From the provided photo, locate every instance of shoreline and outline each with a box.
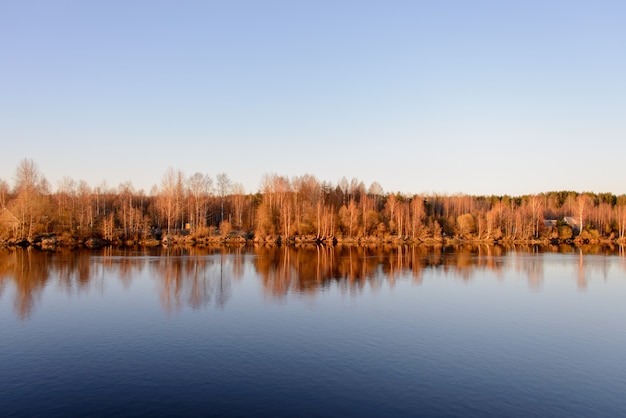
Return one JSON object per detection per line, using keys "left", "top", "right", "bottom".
{"left": 1, "top": 232, "right": 623, "bottom": 251}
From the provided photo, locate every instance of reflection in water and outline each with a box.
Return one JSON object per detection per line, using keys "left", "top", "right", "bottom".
{"left": 0, "top": 248, "right": 51, "bottom": 320}
{"left": 256, "top": 244, "right": 520, "bottom": 297}
{"left": 1, "top": 244, "right": 625, "bottom": 320}
{"left": 152, "top": 247, "right": 242, "bottom": 314}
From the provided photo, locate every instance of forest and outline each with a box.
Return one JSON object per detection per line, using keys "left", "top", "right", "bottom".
{"left": 1, "top": 159, "right": 625, "bottom": 248}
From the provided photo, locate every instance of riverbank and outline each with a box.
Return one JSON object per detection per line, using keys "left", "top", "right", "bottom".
{"left": 1, "top": 231, "right": 623, "bottom": 251}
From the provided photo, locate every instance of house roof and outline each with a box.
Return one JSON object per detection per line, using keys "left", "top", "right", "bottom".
{"left": 563, "top": 216, "right": 579, "bottom": 227}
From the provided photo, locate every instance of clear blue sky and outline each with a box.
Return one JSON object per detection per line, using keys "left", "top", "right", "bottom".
{"left": 2, "top": 0, "right": 625, "bottom": 196}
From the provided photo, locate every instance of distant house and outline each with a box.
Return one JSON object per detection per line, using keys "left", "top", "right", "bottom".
{"left": 544, "top": 217, "right": 580, "bottom": 230}
{"left": 563, "top": 216, "right": 580, "bottom": 229}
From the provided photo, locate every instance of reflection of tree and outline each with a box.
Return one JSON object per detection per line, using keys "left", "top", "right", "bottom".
{"left": 0, "top": 247, "right": 240, "bottom": 320}
{"left": 153, "top": 247, "right": 234, "bottom": 314}
{"left": 0, "top": 248, "right": 51, "bottom": 320}
{"left": 256, "top": 245, "right": 445, "bottom": 297}
{"left": 157, "top": 251, "right": 187, "bottom": 314}
{"left": 256, "top": 244, "right": 602, "bottom": 297}
{"left": 577, "top": 247, "right": 587, "bottom": 290}
{"left": 188, "top": 254, "right": 212, "bottom": 310}
{"left": 524, "top": 246, "right": 544, "bottom": 291}
{"left": 3, "top": 244, "right": 625, "bottom": 321}
{"left": 55, "top": 249, "right": 96, "bottom": 294}
{"left": 215, "top": 250, "right": 233, "bottom": 310}
{"left": 571, "top": 245, "right": 611, "bottom": 290}
{"left": 571, "top": 246, "right": 612, "bottom": 290}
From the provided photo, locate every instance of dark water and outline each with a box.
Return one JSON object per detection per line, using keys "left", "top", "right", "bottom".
{"left": 1, "top": 245, "right": 626, "bottom": 417}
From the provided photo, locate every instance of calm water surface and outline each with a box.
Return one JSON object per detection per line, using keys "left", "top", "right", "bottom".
{"left": 1, "top": 245, "right": 626, "bottom": 417}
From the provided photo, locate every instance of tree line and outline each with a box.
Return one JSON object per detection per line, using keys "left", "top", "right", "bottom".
{"left": 1, "top": 159, "right": 625, "bottom": 246}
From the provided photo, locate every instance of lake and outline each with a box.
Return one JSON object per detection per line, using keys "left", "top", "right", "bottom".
{"left": 1, "top": 244, "right": 626, "bottom": 417}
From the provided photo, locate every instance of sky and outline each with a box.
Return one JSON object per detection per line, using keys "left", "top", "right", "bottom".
{"left": 2, "top": 0, "right": 625, "bottom": 196}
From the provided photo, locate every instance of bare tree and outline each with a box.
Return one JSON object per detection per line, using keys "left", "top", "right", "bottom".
{"left": 617, "top": 196, "right": 626, "bottom": 239}
{"left": 158, "top": 167, "right": 183, "bottom": 235}
{"left": 368, "top": 181, "right": 384, "bottom": 210}
{"left": 57, "top": 176, "right": 77, "bottom": 231}
{"left": 12, "top": 159, "right": 50, "bottom": 239}
{"left": 575, "top": 194, "right": 593, "bottom": 236}
{"left": 338, "top": 199, "right": 358, "bottom": 237}
{"left": 385, "top": 193, "right": 399, "bottom": 235}
{"left": 0, "top": 179, "right": 9, "bottom": 208}
{"left": 230, "top": 182, "right": 247, "bottom": 230}
{"left": 118, "top": 182, "right": 135, "bottom": 238}
{"left": 187, "top": 172, "right": 213, "bottom": 232}
{"left": 77, "top": 180, "right": 93, "bottom": 232}
{"left": 410, "top": 196, "right": 425, "bottom": 239}
{"left": 527, "top": 195, "right": 544, "bottom": 239}
{"left": 216, "top": 173, "right": 232, "bottom": 224}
